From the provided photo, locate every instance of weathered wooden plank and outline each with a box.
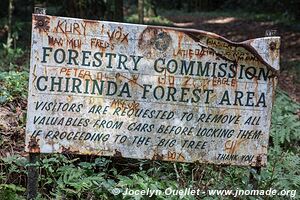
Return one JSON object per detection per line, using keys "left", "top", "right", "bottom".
{"left": 25, "top": 14, "right": 280, "bottom": 166}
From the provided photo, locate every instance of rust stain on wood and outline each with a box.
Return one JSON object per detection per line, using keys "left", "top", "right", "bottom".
{"left": 25, "top": 14, "right": 280, "bottom": 167}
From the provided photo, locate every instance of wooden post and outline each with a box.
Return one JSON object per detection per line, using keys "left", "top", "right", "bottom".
{"left": 27, "top": 8, "right": 46, "bottom": 199}
{"left": 138, "top": 0, "right": 144, "bottom": 24}
{"left": 249, "top": 166, "right": 261, "bottom": 189}
{"left": 27, "top": 153, "right": 39, "bottom": 200}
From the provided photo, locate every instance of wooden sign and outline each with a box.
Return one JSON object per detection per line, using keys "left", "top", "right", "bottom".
{"left": 25, "top": 14, "right": 280, "bottom": 166}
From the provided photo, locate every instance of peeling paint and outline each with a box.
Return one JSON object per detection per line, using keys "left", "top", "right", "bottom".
{"left": 25, "top": 14, "right": 280, "bottom": 166}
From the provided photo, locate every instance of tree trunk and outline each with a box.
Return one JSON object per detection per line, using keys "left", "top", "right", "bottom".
{"left": 114, "top": 0, "right": 124, "bottom": 22}
{"left": 6, "top": 0, "right": 13, "bottom": 48}
{"left": 138, "top": 0, "right": 144, "bottom": 24}
{"left": 105, "top": 0, "right": 113, "bottom": 20}
{"left": 147, "top": 0, "right": 157, "bottom": 17}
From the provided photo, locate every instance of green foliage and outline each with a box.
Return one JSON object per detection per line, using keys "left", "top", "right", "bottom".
{"left": 117, "top": 171, "right": 180, "bottom": 200}
{"left": 38, "top": 155, "right": 116, "bottom": 199}
{"left": 271, "top": 90, "right": 300, "bottom": 147}
{"left": 0, "top": 71, "right": 29, "bottom": 104}
{"left": 257, "top": 90, "right": 300, "bottom": 199}
{"left": 0, "top": 155, "right": 27, "bottom": 200}
{"left": 0, "top": 19, "right": 26, "bottom": 71}
{"left": 0, "top": 184, "right": 25, "bottom": 200}
{"left": 0, "top": 46, "right": 25, "bottom": 71}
